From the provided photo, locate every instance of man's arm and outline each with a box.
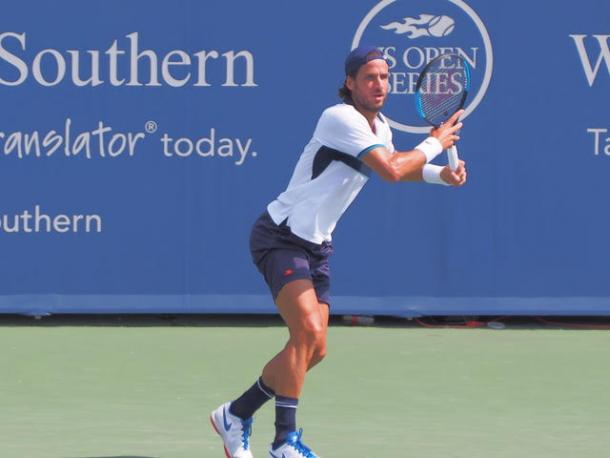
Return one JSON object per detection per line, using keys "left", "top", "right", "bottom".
{"left": 363, "top": 145, "right": 467, "bottom": 186}
{"left": 362, "top": 110, "right": 464, "bottom": 183}
{"left": 362, "top": 147, "right": 427, "bottom": 182}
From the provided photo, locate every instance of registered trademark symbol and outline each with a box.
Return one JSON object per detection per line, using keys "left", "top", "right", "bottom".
{"left": 145, "top": 121, "right": 158, "bottom": 133}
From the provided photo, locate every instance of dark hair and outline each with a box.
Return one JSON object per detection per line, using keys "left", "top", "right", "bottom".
{"left": 338, "top": 80, "right": 353, "bottom": 104}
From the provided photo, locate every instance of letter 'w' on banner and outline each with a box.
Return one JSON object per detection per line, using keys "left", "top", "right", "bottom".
{"left": 569, "top": 34, "right": 610, "bottom": 86}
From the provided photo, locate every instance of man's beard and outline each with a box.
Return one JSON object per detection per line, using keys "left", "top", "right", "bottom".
{"left": 352, "top": 92, "right": 386, "bottom": 113}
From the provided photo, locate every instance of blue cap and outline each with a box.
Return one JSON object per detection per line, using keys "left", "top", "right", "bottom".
{"left": 344, "top": 45, "right": 387, "bottom": 76}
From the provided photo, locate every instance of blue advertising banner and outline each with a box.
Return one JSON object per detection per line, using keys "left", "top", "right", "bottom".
{"left": 1, "top": 0, "right": 609, "bottom": 316}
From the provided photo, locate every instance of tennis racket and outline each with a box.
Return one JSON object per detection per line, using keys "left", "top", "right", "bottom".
{"left": 415, "top": 53, "right": 471, "bottom": 171}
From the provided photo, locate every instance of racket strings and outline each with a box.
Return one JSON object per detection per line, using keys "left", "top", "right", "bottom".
{"left": 415, "top": 54, "right": 470, "bottom": 126}
{"left": 420, "top": 93, "right": 463, "bottom": 125}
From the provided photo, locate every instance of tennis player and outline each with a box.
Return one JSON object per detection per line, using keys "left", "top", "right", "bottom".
{"left": 211, "top": 45, "right": 467, "bottom": 458}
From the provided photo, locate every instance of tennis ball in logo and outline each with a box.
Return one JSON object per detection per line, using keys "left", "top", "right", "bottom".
{"left": 427, "top": 15, "right": 455, "bottom": 37}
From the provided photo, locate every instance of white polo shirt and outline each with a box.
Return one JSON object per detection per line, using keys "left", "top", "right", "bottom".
{"left": 267, "top": 103, "right": 395, "bottom": 244}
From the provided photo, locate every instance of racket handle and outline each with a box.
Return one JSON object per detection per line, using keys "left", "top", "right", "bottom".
{"left": 448, "top": 145, "right": 459, "bottom": 171}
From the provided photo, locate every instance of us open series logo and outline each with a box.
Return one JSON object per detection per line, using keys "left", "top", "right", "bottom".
{"left": 352, "top": 0, "right": 493, "bottom": 133}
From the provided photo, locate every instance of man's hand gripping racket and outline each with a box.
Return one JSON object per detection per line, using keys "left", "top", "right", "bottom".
{"left": 415, "top": 53, "right": 471, "bottom": 173}
{"left": 432, "top": 111, "right": 466, "bottom": 185}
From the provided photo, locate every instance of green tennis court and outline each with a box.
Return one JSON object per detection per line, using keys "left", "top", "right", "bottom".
{"left": 1, "top": 316, "right": 609, "bottom": 458}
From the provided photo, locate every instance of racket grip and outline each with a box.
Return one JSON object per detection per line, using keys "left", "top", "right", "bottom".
{"left": 448, "top": 145, "right": 459, "bottom": 171}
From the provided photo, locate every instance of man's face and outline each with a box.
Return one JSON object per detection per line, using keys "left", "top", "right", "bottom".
{"left": 346, "top": 59, "right": 389, "bottom": 114}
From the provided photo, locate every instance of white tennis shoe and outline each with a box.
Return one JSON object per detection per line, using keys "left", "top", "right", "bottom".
{"left": 269, "top": 429, "right": 320, "bottom": 458}
{"left": 210, "top": 402, "right": 254, "bottom": 458}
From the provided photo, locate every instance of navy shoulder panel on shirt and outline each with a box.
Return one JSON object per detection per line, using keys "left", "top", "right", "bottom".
{"left": 311, "top": 146, "right": 372, "bottom": 180}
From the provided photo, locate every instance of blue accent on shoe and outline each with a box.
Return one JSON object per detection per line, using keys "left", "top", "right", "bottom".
{"left": 222, "top": 406, "right": 233, "bottom": 431}
{"left": 285, "top": 428, "right": 316, "bottom": 457}
{"left": 240, "top": 417, "right": 253, "bottom": 450}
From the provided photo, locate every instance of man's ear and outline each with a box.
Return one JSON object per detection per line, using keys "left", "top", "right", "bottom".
{"left": 345, "top": 76, "right": 354, "bottom": 91}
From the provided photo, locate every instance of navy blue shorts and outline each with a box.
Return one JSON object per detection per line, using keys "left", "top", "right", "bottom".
{"left": 249, "top": 211, "right": 333, "bottom": 305}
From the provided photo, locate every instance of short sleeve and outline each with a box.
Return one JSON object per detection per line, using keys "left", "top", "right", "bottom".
{"left": 314, "top": 106, "right": 387, "bottom": 159}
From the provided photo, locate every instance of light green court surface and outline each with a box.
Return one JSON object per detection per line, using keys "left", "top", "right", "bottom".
{"left": 1, "top": 317, "right": 609, "bottom": 458}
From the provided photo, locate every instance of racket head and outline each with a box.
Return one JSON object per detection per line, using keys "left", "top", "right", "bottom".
{"left": 414, "top": 53, "right": 471, "bottom": 127}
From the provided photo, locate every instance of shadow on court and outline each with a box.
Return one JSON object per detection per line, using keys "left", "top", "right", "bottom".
{"left": 71, "top": 456, "right": 159, "bottom": 458}
{"left": 1, "top": 313, "right": 610, "bottom": 330}
{"left": 0, "top": 313, "right": 285, "bottom": 328}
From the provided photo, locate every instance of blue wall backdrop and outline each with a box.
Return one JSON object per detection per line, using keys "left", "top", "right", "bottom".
{"left": 1, "top": 0, "right": 609, "bottom": 316}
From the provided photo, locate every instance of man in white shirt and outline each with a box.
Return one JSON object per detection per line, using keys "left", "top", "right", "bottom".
{"left": 211, "top": 45, "right": 466, "bottom": 458}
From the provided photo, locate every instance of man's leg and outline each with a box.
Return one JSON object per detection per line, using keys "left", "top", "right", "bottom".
{"left": 306, "top": 299, "right": 329, "bottom": 371}
{"left": 261, "top": 279, "right": 327, "bottom": 456}
{"left": 261, "top": 278, "right": 328, "bottom": 396}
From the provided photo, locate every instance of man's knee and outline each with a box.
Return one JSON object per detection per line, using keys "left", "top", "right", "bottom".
{"left": 296, "top": 317, "right": 325, "bottom": 342}
{"left": 293, "top": 316, "right": 327, "bottom": 355}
